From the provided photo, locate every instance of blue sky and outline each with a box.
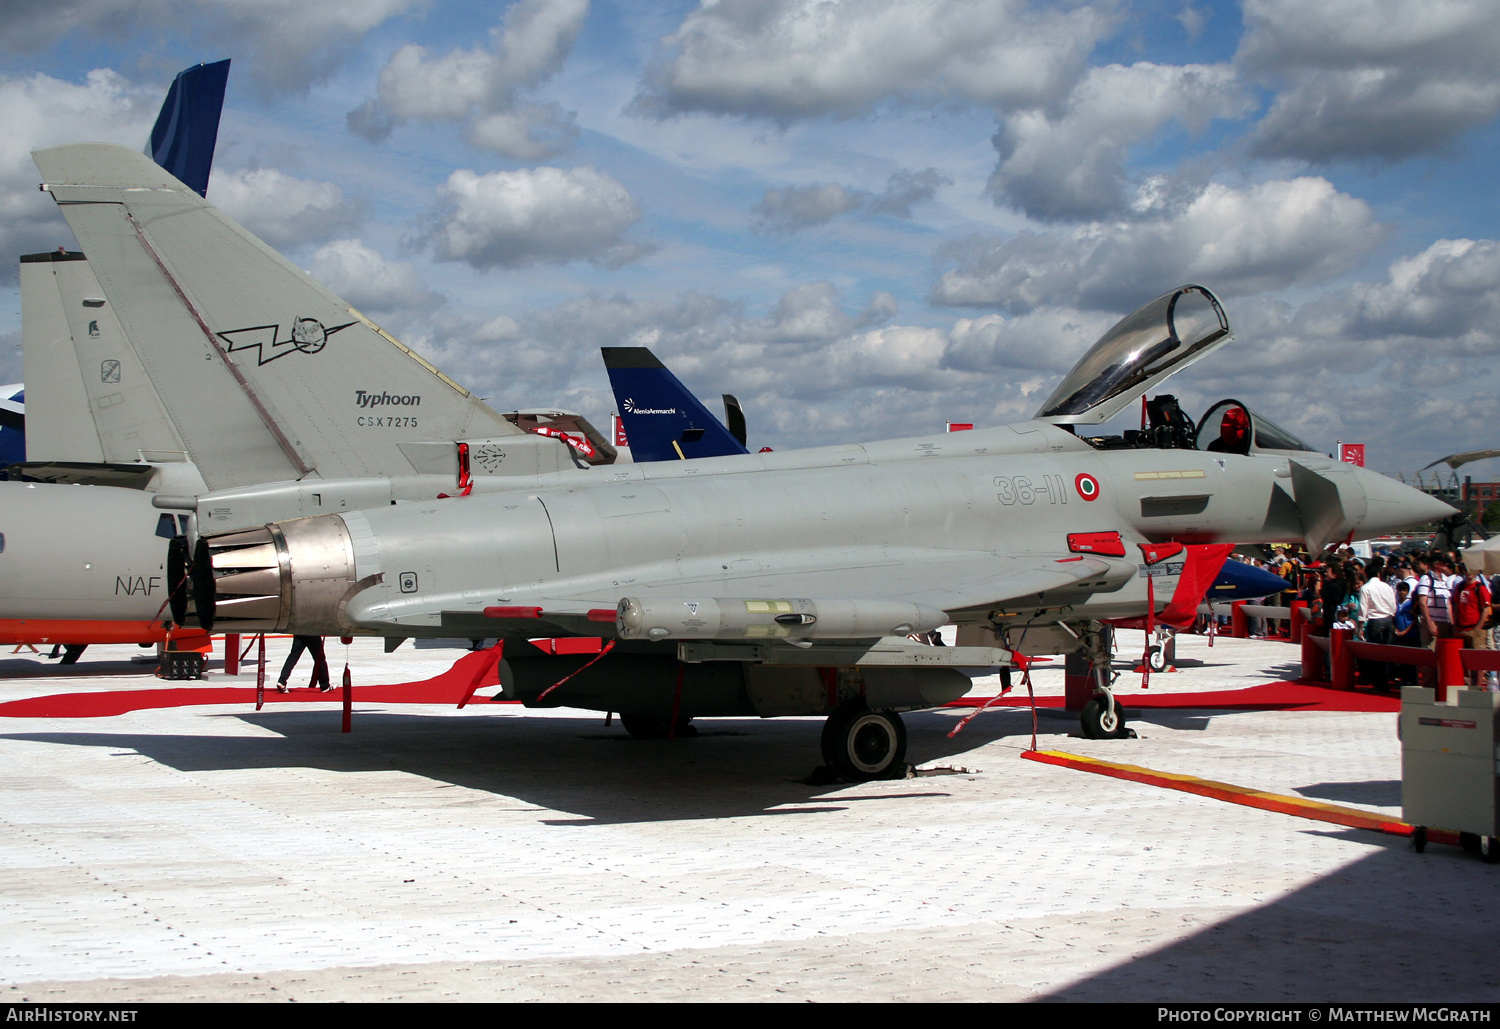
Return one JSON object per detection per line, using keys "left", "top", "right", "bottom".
{"left": 1, "top": 0, "right": 1497, "bottom": 477}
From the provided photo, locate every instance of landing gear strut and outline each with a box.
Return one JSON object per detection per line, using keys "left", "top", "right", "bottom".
{"left": 1077, "top": 621, "right": 1134, "bottom": 740}
{"left": 821, "top": 701, "right": 908, "bottom": 781}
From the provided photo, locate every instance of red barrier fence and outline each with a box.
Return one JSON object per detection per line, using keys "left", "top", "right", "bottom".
{"left": 1301, "top": 633, "right": 1495, "bottom": 702}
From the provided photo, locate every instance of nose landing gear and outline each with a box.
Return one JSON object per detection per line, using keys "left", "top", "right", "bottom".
{"left": 1078, "top": 622, "right": 1136, "bottom": 740}
{"left": 1081, "top": 693, "right": 1132, "bottom": 739}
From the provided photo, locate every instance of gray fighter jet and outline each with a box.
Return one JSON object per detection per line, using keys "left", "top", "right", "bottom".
{"left": 189, "top": 303, "right": 1447, "bottom": 773}
{"left": 9, "top": 146, "right": 1452, "bottom": 775}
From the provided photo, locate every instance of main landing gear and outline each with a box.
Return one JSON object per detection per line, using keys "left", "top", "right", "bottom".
{"left": 821, "top": 700, "right": 908, "bottom": 781}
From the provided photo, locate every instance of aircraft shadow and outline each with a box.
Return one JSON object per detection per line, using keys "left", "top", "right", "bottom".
{"left": 1292, "top": 780, "right": 1402, "bottom": 807}
{"left": 0, "top": 657, "right": 159, "bottom": 679}
{"left": 0, "top": 706, "right": 1044, "bottom": 826}
{"left": 1036, "top": 831, "right": 1500, "bottom": 1001}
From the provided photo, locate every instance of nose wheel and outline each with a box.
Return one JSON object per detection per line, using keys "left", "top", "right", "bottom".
{"left": 1146, "top": 644, "right": 1167, "bottom": 673}
{"left": 1081, "top": 694, "right": 1133, "bottom": 739}
{"left": 821, "top": 702, "right": 908, "bottom": 781}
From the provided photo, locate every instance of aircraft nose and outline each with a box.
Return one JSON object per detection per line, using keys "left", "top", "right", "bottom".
{"left": 1352, "top": 466, "right": 1458, "bottom": 537}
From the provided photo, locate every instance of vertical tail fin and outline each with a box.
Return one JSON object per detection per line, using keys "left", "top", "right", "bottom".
{"left": 601, "top": 347, "right": 749, "bottom": 462}
{"left": 33, "top": 143, "right": 519, "bottom": 492}
{"left": 148, "top": 59, "right": 230, "bottom": 198}
{"left": 20, "top": 249, "right": 188, "bottom": 465}
{"left": 19, "top": 61, "right": 229, "bottom": 470}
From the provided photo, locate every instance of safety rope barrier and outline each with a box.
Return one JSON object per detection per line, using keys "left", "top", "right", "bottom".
{"left": 536, "top": 639, "right": 617, "bottom": 702}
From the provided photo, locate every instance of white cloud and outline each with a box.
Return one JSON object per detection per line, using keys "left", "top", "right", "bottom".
{"left": 868, "top": 168, "right": 950, "bottom": 218}
{"left": 437, "top": 281, "right": 1096, "bottom": 438}
{"left": 767, "top": 281, "right": 855, "bottom": 341}
{"left": 932, "top": 177, "right": 1385, "bottom": 312}
{"left": 307, "top": 239, "right": 436, "bottom": 313}
{"left": 425, "top": 166, "right": 648, "bottom": 269}
{"left": 348, "top": 0, "right": 588, "bottom": 159}
{"left": 1291, "top": 238, "right": 1500, "bottom": 352}
{"left": 988, "top": 62, "right": 1252, "bottom": 221}
{"left": 0, "top": 0, "right": 419, "bottom": 94}
{"left": 1176, "top": 4, "right": 1207, "bottom": 41}
{"left": 751, "top": 168, "right": 950, "bottom": 233}
{"left": 1239, "top": 0, "right": 1500, "bottom": 161}
{"left": 212, "top": 168, "right": 363, "bottom": 250}
{"left": 751, "top": 183, "right": 865, "bottom": 233}
{"left": 942, "top": 307, "right": 1116, "bottom": 377}
{"left": 822, "top": 324, "right": 958, "bottom": 389}
{"left": 0, "top": 69, "right": 158, "bottom": 268}
{"left": 632, "top": 0, "right": 1116, "bottom": 121}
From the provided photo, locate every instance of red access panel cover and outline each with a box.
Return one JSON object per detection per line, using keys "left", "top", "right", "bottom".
{"left": 1067, "top": 531, "right": 1126, "bottom": 557}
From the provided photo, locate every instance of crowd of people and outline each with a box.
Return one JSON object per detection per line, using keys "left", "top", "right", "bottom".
{"left": 1212, "top": 544, "right": 1496, "bottom": 693}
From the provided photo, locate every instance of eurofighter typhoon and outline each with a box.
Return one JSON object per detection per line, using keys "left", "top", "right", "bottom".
{"left": 22, "top": 144, "right": 1454, "bottom": 779}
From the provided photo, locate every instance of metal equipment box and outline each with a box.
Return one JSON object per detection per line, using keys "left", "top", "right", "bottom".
{"left": 160, "top": 650, "right": 205, "bottom": 680}
{"left": 1400, "top": 685, "right": 1499, "bottom": 859}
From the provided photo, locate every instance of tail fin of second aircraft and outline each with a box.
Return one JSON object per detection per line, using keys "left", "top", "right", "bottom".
{"left": 602, "top": 347, "right": 749, "bottom": 462}
{"left": 33, "top": 143, "right": 519, "bottom": 491}
{"left": 19, "top": 61, "right": 226, "bottom": 471}
{"left": 148, "top": 59, "right": 229, "bottom": 199}
{"left": 20, "top": 248, "right": 189, "bottom": 466}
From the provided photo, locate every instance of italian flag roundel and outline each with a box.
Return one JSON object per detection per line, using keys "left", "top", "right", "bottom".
{"left": 1075, "top": 473, "right": 1100, "bottom": 501}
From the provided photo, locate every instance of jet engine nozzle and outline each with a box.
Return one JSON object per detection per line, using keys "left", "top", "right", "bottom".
{"left": 191, "top": 516, "right": 359, "bottom": 634}
{"left": 616, "top": 597, "right": 948, "bottom": 642}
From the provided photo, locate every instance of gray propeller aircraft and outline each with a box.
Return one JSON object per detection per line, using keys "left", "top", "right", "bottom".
{"left": 6, "top": 144, "right": 1452, "bottom": 776}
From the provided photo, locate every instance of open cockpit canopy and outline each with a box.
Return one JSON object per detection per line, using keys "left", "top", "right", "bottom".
{"left": 1034, "top": 285, "right": 1230, "bottom": 426}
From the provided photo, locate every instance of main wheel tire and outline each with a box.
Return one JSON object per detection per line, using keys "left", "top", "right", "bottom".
{"left": 619, "top": 713, "right": 696, "bottom": 739}
{"left": 1412, "top": 826, "right": 1427, "bottom": 853}
{"left": 1081, "top": 695, "right": 1128, "bottom": 739}
{"left": 822, "top": 702, "right": 907, "bottom": 781}
{"left": 1481, "top": 836, "right": 1499, "bottom": 864}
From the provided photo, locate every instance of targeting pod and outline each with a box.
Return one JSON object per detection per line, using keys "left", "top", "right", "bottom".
{"left": 615, "top": 597, "right": 948, "bottom": 642}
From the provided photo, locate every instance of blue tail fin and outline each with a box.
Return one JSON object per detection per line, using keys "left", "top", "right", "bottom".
{"left": 602, "top": 347, "right": 750, "bottom": 462}
{"left": 148, "top": 59, "right": 230, "bottom": 198}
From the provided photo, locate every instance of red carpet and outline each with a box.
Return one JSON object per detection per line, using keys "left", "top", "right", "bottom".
{"left": 947, "top": 681, "right": 1400, "bottom": 713}
{"left": 1, "top": 654, "right": 1400, "bottom": 720}
{"left": 0, "top": 649, "right": 513, "bottom": 719}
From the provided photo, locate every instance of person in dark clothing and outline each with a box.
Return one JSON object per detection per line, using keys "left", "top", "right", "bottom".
{"left": 277, "top": 635, "right": 331, "bottom": 692}
{"left": 1320, "top": 563, "right": 1347, "bottom": 639}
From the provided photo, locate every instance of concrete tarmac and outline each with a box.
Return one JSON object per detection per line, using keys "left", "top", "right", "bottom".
{"left": 0, "top": 632, "right": 1495, "bottom": 1003}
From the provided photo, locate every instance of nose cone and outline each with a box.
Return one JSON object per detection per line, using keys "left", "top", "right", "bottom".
{"left": 1352, "top": 466, "right": 1458, "bottom": 537}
